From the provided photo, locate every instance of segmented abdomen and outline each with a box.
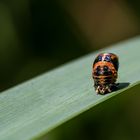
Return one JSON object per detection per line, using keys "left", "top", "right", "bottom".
{"left": 92, "top": 62, "right": 117, "bottom": 85}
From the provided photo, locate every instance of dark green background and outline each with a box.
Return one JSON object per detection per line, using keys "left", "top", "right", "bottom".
{"left": 0, "top": 0, "right": 140, "bottom": 91}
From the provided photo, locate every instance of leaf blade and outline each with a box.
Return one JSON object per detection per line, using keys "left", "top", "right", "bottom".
{"left": 0, "top": 37, "right": 140, "bottom": 140}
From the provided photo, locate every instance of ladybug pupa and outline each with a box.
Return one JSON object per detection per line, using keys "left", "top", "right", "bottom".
{"left": 92, "top": 53, "right": 119, "bottom": 94}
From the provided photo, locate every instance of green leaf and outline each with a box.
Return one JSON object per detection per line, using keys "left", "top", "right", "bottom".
{"left": 0, "top": 37, "right": 140, "bottom": 140}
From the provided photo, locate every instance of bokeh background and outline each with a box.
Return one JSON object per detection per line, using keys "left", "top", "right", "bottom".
{"left": 0, "top": 0, "right": 140, "bottom": 91}
{"left": 1, "top": 1, "right": 140, "bottom": 140}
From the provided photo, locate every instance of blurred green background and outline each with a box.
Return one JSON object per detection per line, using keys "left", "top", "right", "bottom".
{"left": 1, "top": 0, "right": 140, "bottom": 139}
{"left": 1, "top": 0, "right": 140, "bottom": 91}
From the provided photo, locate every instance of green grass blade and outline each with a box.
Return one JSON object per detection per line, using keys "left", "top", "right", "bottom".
{"left": 0, "top": 37, "right": 140, "bottom": 140}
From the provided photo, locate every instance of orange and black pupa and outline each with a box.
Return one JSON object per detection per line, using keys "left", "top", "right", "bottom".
{"left": 92, "top": 53, "right": 119, "bottom": 94}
